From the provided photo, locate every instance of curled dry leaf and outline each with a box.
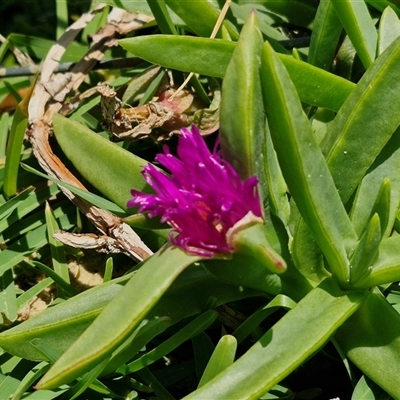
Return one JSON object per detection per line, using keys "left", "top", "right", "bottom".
{"left": 26, "top": 6, "right": 154, "bottom": 262}
{"left": 191, "top": 78, "right": 221, "bottom": 135}
{"left": 98, "top": 83, "right": 175, "bottom": 141}
{"left": 53, "top": 230, "right": 150, "bottom": 256}
{"left": 97, "top": 78, "right": 221, "bottom": 141}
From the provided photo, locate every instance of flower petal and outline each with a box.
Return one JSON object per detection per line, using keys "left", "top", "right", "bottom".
{"left": 127, "top": 125, "right": 262, "bottom": 257}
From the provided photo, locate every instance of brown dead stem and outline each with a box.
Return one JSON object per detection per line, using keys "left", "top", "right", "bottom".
{"left": 26, "top": 5, "right": 154, "bottom": 261}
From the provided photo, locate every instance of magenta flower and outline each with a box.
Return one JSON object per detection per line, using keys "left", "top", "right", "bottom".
{"left": 128, "top": 125, "right": 263, "bottom": 257}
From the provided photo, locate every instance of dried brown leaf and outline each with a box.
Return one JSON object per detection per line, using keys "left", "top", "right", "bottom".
{"left": 26, "top": 7, "right": 155, "bottom": 261}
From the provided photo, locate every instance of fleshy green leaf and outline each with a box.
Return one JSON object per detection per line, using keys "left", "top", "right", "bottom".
{"left": 324, "top": 35, "right": 400, "bottom": 204}
{"left": 220, "top": 12, "right": 264, "bottom": 181}
{"left": 350, "top": 129, "right": 400, "bottom": 238}
{"left": 292, "top": 220, "right": 330, "bottom": 286}
{"left": 336, "top": 289, "right": 400, "bottom": 398}
{"left": 378, "top": 6, "right": 400, "bottom": 54}
{"left": 0, "top": 264, "right": 258, "bottom": 362}
{"left": 352, "top": 375, "right": 391, "bottom": 400}
{"left": 331, "top": 0, "right": 377, "bottom": 69}
{"left": 349, "top": 213, "right": 381, "bottom": 284}
{"left": 233, "top": 295, "right": 296, "bottom": 344}
{"left": 263, "top": 128, "right": 290, "bottom": 227}
{"left": 183, "top": 279, "right": 367, "bottom": 400}
{"left": 0, "top": 283, "right": 123, "bottom": 361}
{"left": 52, "top": 114, "right": 150, "bottom": 212}
{"left": 198, "top": 335, "right": 237, "bottom": 388}
{"left": 367, "top": 179, "right": 391, "bottom": 238}
{"left": 147, "top": 0, "right": 177, "bottom": 35}
{"left": 367, "top": 0, "right": 400, "bottom": 13}
{"left": 308, "top": 0, "right": 343, "bottom": 70}
{"left": 353, "top": 235, "right": 400, "bottom": 288}
{"left": 165, "top": 0, "right": 238, "bottom": 39}
{"left": 261, "top": 42, "right": 357, "bottom": 285}
{"left": 36, "top": 246, "right": 201, "bottom": 389}
{"left": 119, "top": 35, "right": 355, "bottom": 111}
{"left": 204, "top": 220, "right": 286, "bottom": 295}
